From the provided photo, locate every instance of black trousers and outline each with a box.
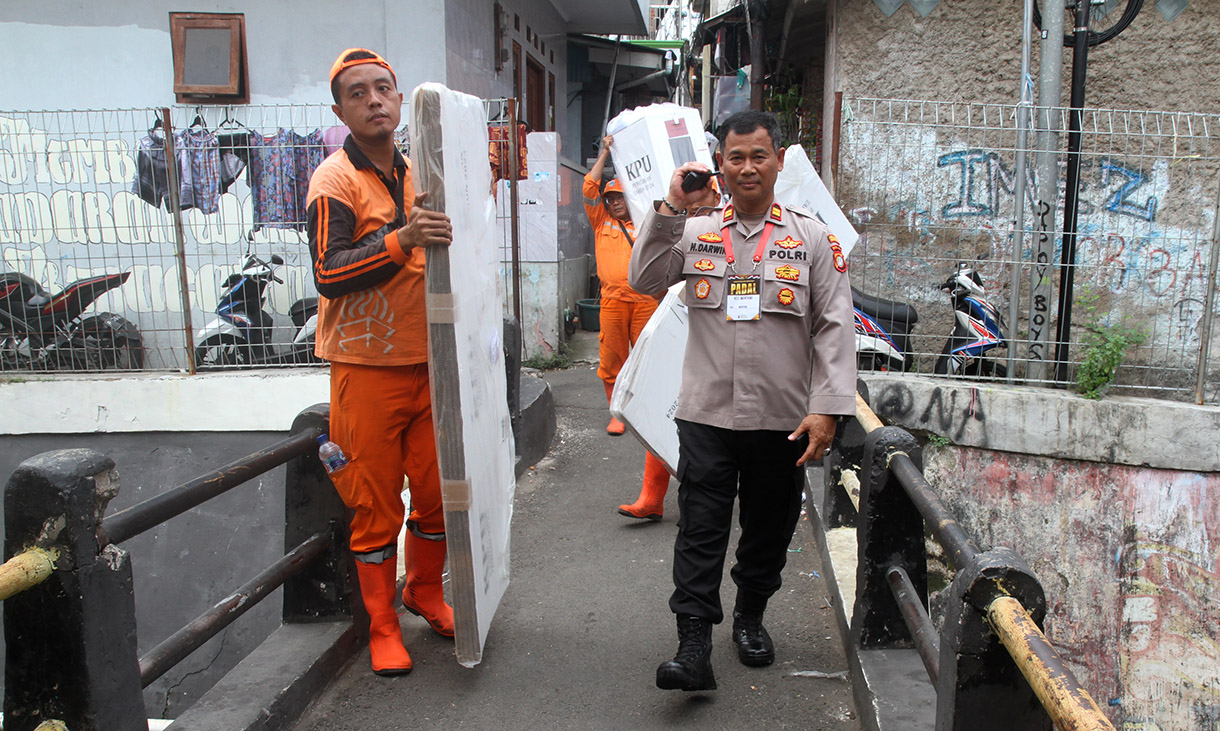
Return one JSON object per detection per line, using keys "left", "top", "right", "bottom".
{"left": 669, "top": 419, "right": 807, "bottom": 624}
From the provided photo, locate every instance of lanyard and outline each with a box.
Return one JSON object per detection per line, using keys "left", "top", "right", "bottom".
{"left": 721, "top": 220, "right": 776, "bottom": 273}
{"left": 720, "top": 203, "right": 783, "bottom": 272}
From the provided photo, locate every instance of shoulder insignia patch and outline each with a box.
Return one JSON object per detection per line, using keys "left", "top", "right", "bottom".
{"left": 828, "top": 233, "right": 840, "bottom": 245}
{"left": 722, "top": 206, "right": 735, "bottom": 224}
{"left": 830, "top": 242, "right": 847, "bottom": 273}
{"left": 770, "top": 203, "right": 783, "bottom": 222}
{"left": 697, "top": 232, "right": 724, "bottom": 243}
{"left": 695, "top": 278, "right": 711, "bottom": 299}
{"left": 774, "top": 236, "right": 803, "bottom": 249}
{"left": 775, "top": 264, "right": 800, "bottom": 282}
{"left": 694, "top": 258, "right": 715, "bottom": 271}
{"left": 777, "top": 287, "right": 795, "bottom": 306}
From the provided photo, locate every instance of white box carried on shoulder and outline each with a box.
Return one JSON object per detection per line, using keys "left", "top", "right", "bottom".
{"left": 607, "top": 103, "right": 714, "bottom": 230}
{"left": 610, "top": 282, "right": 687, "bottom": 474}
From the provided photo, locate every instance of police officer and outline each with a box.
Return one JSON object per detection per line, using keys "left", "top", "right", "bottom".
{"left": 628, "top": 110, "right": 856, "bottom": 691}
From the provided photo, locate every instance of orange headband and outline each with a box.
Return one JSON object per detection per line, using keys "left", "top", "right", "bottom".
{"left": 329, "top": 48, "right": 397, "bottom": 84}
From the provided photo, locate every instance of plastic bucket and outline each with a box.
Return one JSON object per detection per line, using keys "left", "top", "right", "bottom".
{"left": 577, "top": 298, "right": 600, "bottom": 332}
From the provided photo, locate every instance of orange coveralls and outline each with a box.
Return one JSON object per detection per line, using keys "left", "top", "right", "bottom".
{"left": 307, "top": 136, "right": 444, "bottom": 554}
{"left": 582, "top": 172, "right": 659, "bottom": 383}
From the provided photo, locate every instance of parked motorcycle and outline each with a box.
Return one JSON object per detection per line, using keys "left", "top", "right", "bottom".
{"left": 933, "top": 262, "right": 1007, "bottom": 377}
{"left": 194, "top": 254, "right": 320, "bottom": 368}
{"left": 0, "top": 270, "right": 144, "bottom": 372}
{"left": 853, "top": 286, "right": 918, "bottom": 373}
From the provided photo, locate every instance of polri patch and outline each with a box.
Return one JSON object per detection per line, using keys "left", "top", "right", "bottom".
{"left": 778, "top": 287, "right": 795, "bottom": 306}
{"left": 695, "top": 278, "right": 711, "bottom": 299}
{"left": 694, "top": 258, "right": 715, "bottom": 271}
{"left": 775, "top": 264, "right": 800, "bottom": 281}
{"left": 774, "top": 236, "right": 802, "bottom": 249}
{"left": 697, "top": 232, "right": 724, "bottom": 243}
{"left": 830, "top": 242, "right": 847, "bottom": 273}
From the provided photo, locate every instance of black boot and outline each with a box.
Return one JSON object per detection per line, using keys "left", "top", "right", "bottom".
{"left": 732, "top": 609, "right": 775, "bottom": 667}
{"left": 656, "top": 614, "right": 717, "bottom": 691}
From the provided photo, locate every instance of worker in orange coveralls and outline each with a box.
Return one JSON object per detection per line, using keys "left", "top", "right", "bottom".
{"left": 583, "top": 135, "right": 671, "bottom": 521}
{"left": 306, "top": 48, "right": 454, "bottom": 677}
{"left": 604, "top": 168, "right": 722, "bottom": 524}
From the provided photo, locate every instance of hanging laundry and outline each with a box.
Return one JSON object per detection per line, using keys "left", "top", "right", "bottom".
{"left": 214, "top": 132, "right": 248, "bottom": 194}
{"left": 133, "top": 126, "right": 172, "bottom": 208}
{"left": 487, "top": 122, "right": 528, "bottom": 183}
{"left": 176, "top": 126, "right": 222, "bottom": 214}
{"left": 247, "top": 128, "right": 325, "bottom": 232}
{"left": 322, "top": 125, "right": 349, "bottom": 157}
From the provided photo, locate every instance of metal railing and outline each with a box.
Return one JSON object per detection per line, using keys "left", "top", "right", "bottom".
{"left": 0, "top": 100, "right": 522, "bottom": 375}
{"left": 839, "top": 97, "right": 1220, "bottom": 403}
{"left": 1, "top": 404, "right": 353, "bottom": 731}
{"left": 823, "top": 385, "right": 1115, "bottom": 730}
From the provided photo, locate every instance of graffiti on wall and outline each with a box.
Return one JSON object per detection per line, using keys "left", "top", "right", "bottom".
{"left": 841, "top": 120, "right": 1215, "bottom": 356}
{"left": 924, "top": 448, "right": 1220, "bottom": 731}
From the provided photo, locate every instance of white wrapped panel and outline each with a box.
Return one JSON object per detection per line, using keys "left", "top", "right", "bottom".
{"left": 410, "top": 83, "right": 515, "bottom": 667}
{"left": 774, "top": 144, "right": 860, "bottom": 256}
{"left": 610, "top": 282, "right": 687, "bottom": 473}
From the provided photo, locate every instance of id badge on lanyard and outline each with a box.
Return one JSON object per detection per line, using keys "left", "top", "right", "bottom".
{"left": 721, "top": 213, "right": 777, "bottom": 323}
{"left": 725, "top": 274, "right": 761, "bottom": 321}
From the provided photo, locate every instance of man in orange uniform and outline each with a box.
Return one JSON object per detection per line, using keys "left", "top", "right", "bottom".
{"left": 584, "top": 134, "right": 670, "bottom": 522}
{"left": 307, "top": 48, "right": 454, "bottom": 677}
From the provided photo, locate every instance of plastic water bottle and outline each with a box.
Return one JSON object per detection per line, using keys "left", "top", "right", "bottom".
{"left": 317, "top": 434, "right": 348, "bottom": 474}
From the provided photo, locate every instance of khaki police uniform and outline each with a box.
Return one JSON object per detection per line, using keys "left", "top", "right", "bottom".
{"left": 628, "top": 199, "right": 856, "bottom": 622}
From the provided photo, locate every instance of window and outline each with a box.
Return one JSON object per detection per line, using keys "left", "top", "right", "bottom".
{"left": 169, "top": 12, "right": 249, "bottom": 103}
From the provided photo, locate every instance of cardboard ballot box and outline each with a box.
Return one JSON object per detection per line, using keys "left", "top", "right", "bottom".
{"left": 607, "top": 103, "right": 714, "bottom": 229}
{"left": 610, "top": 282, "right": 687, "bottom": 473}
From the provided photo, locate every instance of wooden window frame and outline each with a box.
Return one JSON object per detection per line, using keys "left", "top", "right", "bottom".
{"left": 170, "top": 12, "right": 249, "bottom": 103}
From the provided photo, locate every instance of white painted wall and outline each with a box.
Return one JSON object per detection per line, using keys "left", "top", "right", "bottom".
{"left": 0, "top": 1, "right": 447, "bottom": 110}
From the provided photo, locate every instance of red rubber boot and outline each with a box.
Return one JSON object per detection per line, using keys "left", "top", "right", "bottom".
{"left": 354, "top": 560, "right": 412, "bottom": 676}
{"left": 604, "top": 380, "right": 626, "bottom": 435}
{"left": 402, "top": 529, "right": 455, "bottom": 638}
{"left": 618, "top": 451, "right": 669, "bottom": 521}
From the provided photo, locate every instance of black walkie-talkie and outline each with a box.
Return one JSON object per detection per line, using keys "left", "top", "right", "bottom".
{"left": 681, "top": 170, "right": 713, "bottom": 193}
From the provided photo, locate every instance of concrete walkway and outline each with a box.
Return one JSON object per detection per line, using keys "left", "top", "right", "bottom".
{"left": 289, "top": 334, "right": 860, "bottom": 730}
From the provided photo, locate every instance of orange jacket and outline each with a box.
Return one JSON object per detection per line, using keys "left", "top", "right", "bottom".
{"left": 306, "top": 137, "right": 427, "bottom": 366}
{"left": 583, "top": 173, "right": 655, "bottom": 303}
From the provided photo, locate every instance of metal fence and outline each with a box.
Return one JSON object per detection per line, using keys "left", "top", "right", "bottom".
{"left": 0, "top": 100, "right": 521, "bottom": 374}
{"left": 838, "top": 97, "right": 1220, "bottom": 403}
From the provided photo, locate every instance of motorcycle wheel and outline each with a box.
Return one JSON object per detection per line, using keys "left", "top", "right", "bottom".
{"left": 0, "top": 333, "right": 33, "bottom": 372}
{"left": 934, "top": 341, "right": 956, "bottom": 376}
{"left": 857, "top": 351, "right": 900, "bottom": 373}
{"left": 78, "top": 314, "right": 144, "bottom": 371}
{"left": 195, "top": 334, "right": 248, "bottom": 369}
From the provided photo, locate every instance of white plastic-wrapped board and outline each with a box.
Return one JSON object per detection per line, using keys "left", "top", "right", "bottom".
{"left": 410, "top": 82, "right": 515, "bottom": 667}
{"left": 610, "top": 282, "right": 687, "bottom": 473}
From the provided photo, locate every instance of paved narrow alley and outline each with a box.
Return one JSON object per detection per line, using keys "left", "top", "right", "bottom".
{"left": 291, "top": 337, "right": 859, "bottom": 730}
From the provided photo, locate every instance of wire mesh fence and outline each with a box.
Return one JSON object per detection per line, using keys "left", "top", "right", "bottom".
{"left": 0, "top": 100, "right": 521, "bottom": 374}
{"left": 838, "top": 97, "right": 1220, "bottom": 403}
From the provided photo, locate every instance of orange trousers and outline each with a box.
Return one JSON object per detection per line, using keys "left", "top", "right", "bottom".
{"left": 597, "top": 296, "right": 660, "bottom": 383}
{"left": 328, "top": 361, "right": 445, "bottom": 554}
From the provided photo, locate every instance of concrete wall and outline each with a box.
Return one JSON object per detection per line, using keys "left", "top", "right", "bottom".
{"left": 0, "top": 371, "right": 329, "bottom": 717}
{"left": 861, "top": 373, "right": 1220, "bottom": 731}
{"left": 832, "top": 0, "right": 1220, "bottom": 112}
{"left": 828, "top": 1, "right": 1220, "bottom": 393}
